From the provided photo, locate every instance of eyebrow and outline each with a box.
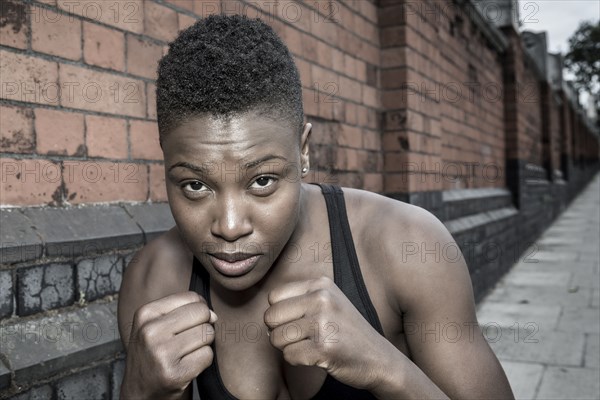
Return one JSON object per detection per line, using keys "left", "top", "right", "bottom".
{"left": 168, "top": 155, "right": 288, "bottom": 174}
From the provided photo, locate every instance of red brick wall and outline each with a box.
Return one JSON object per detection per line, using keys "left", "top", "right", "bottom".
{"left": 380, "top": 0, "right": 505, "bottom": 193}
{"left": 1, "top": 0, "right": 598, "bottom": 208}
{"left": 501, "top": 27, "right": 543, "bottom": 166}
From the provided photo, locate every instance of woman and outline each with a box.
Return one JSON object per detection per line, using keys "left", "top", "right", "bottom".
{"left": 117, "top": 14, "right": 514, "bottom": 400}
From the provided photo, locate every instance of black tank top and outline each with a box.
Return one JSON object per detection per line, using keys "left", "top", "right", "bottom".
{"left": 188, "top": 183, "right": 385, "bottom": 399}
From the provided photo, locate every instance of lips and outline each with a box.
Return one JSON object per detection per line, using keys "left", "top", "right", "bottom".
{"left": 208, "top": 252, "right": 261, "bottom": 277}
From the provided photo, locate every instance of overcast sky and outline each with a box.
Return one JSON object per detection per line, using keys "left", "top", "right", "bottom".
{"left": 518, "top": 0, "right": 599, "bottom": 54}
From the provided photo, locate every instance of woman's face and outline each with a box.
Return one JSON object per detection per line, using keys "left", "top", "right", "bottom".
{"left": 162, "top": 111, "right": 310, "bottom": 292}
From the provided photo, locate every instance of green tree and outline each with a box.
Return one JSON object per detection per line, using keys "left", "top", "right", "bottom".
{"left": 564, "top": 20, "right": 600, "bottom": 120}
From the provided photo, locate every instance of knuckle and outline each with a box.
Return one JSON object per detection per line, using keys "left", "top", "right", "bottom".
{"left": 314, "top": 288, "right": 332, "bottom": 307}
{"left": 315, "top": 276, "right": 332, "bottom": 288}
{"left": 133, "top": 305, "right": 154, "bottom": 326}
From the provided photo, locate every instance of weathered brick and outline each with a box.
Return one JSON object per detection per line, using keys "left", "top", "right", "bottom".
{"left": 178, "top": 11, "right": 197, "bottom": 31}
{"left": 17, "top": 263, "right": 74, "bottom": 316}
{"left": 193, "top": 0, "right": 221, "bottom": 16}
{"left": 144, "top": 1, "right": 179, "bottom": 42}
{"left": 77, "top": 254, "right": 122, "bottom": 302}
{"left": 147, "top": 82, "right": 157, "bottom": 120}
{"left": 57, "top": 0, "right": 143, "bottom": 34}
{"left": 149, "top": 163, "right": 167, "bottom": 201}
{"left": 56, "top": 366, "right": 110, "bottom": 400}
{"left": 85, "top": 115, "right": 128, "bottom": 159}
{"left": 8, "top": 384, "right": 53, "bottom": 400}
{"left": 34, "top": 108, "right": 85, "bottom": 156}
{"left": 0, "top": 269, "right": 13, "bottom": 319}
{"left": 0, "top": 105, "right": 35, "bottom": 153}
{"left": 0, "top": 50, "right": 59, "bottom": 106}
{"left": 111, "top": 358, "right": 126, "bottom": 400}
{"left": 0, "top": 0, "right": 29, "bottom": 49}
{"left": 0, "top": 158, "right": 62, "bottom": 206}
{"left": 126, "top": 35, "right": 163, "bottom": 80}
{"left": 166, "top": 0, "right": 194, "bottom": 12}
{"left": 63, "top": 161, "right": 149, "bottom": 204}
{"left": 83, "top": 21, "right": 125, "bottom": 71}
{"left": 59, "top": 63, "right": 146, "bottom": 117}
{"left": 130, "top": 120, "right": 162, "bottom": 160}
{"left": 31, "top": 6, "right": 81, "bottom": 60}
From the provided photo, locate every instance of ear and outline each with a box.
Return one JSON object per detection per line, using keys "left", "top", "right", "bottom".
{"left": 300, "top": 122, "right": 312, "bottom": 175}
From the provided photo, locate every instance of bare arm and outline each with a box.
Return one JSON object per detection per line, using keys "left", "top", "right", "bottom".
{"left": 373, "top": 203, "right": 514, "bottom": 399}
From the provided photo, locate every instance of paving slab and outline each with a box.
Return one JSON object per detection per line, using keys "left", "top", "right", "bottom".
{"left": 499, "top": 360, "right": 544, "bottom": 400}
{"left": 483, "top": 284, "right": 592, "bottom": 308}
{"left": 536, "top": 367, "right": 600, "bottom": 399}
{"left": 487, "top": 328, "right": 585, "bottom": 367}
{"left": 584, "top": 333, "right": 599, "bottom": 369}
{"left": 477, "top": 302, "right": 562, "bottom": 329}
{"left": 556, "top": 307, "right": 600, "bottom": 334}
{"left": 503, "top": 271, "right": 572, "bottom": 287}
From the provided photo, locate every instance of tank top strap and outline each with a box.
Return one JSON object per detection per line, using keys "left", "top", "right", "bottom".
{"left": 312, "top": 183, "right": 385, "bottom": 336}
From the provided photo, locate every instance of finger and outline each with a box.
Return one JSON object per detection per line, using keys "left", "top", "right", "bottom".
{"left": 268, "top": 280, "right": 313, "bottom": 305}
{"left": 170, "top": 322, "right": 215, "bottom": 358}
{"left": 264, "top": 295, "right": 307, "bottom": 329}
{"left": 268, "top": 276, "right": 334, "bottom": 305}
{"left": 281, "top": 339, "right": 326, "bottom": 369}
{"left": 177, "top": 345, "right": 215, "bottom": 382}
{"left": 158, "top": 301, "right": 214, "bottom": 334}
{"left": 135, "top": 291, "right": 209, "bottom": 324}
{"left": 269, "top": 317, "right": 314, "bottom": 349}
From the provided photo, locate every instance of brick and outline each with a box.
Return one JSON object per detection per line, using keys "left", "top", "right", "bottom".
{"left": 149, "top": 163, "right": 167, "bottom": 201}
{"left": 147, "top": 82, "right": 157, "bottom": 120}
{"left": 8, "top": 385, "right": 53, "bottom": 400}
{"left": 0, "top": 158, "right": 62, "bottom": 206}
{"left": 77, "top": 254, "right": 122, "bottom": 302}
{"left": 178, "top": 12, "right": 197, "bottom": 31}
{"left": 63, "top": 161, "right": 148, "bottom": 204}
{"left": 295, "top": 58, "right": 312, "bottom": 87}
{"left": 362, "top": 84, "right": 379, "bottom": 108}
{"left": 57, "top": 0, "right": 143, "bottom": 34}
{"left": 0, "top": 50, "right": 59, "bottom": 105}
{"left": 363, "top": 172, "right": 383, "bottom": 192}
{"left": 0, "top": 0, "right": 29, "bottom": 49}
{"left": 35, "top": 108, "right": 85, "bottom": 156}
{"left": 31, "top": 6, "right": 81, "bottom": 60}
{"left": 56, "top": 366, "right": 110, "bottom": 400}
{"left": 85, "top": 115, "right": 128, "bottom": 159}
{"left": 166, "top": 0, "right": 194, "bottom": 11}
{"left": 193, "top": 0, "right": 221, "bottom": 16}
{"left": 337, "top": 124, "right": 362, "bottom": 148}
{"left": 17, "top": 263, "right": 74, "bottom": 316}
{"left": 338, "top": 76, "right": 362, "bottom": 103}
{"left": 0, "top": 270, "right": 13, "bottom": 319}
{"left": 83, "top": 22, "right": 125, "bottom": 71}
{"left": 126, "top": 35, "right": 163, "bottom": 80}
{"left": 0, "top": 105, "right": 34, "bottom": 153}
{"left": 130, "top": 120, "right": 162, "bottom": 160}
{"left": 144, "top": 1, "right": 179, "bottom": 42}
{"left": 59, "top": 63, "right": 145, "bottom": 117}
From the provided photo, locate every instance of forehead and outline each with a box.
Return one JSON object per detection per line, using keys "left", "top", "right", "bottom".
{"left": 162, "top": 112, "right": 298, "bottom": 163}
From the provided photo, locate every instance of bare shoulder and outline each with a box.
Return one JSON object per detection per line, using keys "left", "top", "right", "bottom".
{"left": 117, "top": 226, "right": 193, "bottom": 348}
{"left": 340, "top": 187, "right": 470, "bottom": 313}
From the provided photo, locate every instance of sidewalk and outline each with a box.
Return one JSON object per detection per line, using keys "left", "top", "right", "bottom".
{"left": 477, "top": 173, "right": 600, "bottom": 400}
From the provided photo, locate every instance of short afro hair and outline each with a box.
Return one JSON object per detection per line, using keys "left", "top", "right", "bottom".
{"left": 156, "top": 14, "right": 304, "bottom": 141}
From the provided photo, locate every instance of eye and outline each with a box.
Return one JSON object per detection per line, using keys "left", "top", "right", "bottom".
{"left": 249, "top": 176, "right": 277, "bottom": 190}
{"left": 182, "top": 181, "right": 208, "bottom": 193}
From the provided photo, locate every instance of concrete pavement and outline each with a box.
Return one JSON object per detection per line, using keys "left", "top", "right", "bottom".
{"left": 477, "top": 173, "right": 600, "bottom": 400}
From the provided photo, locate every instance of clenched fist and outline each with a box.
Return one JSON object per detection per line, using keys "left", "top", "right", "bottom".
{"left": 264, "top": 276, "right": 395, "bottom": 391}
{"left": 121, "top": 291, "right": 218, "bottom": 399}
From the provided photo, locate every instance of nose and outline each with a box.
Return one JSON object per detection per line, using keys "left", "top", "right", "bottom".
{"left": 210, "top": 192, "right": 253, "bottom": 242}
